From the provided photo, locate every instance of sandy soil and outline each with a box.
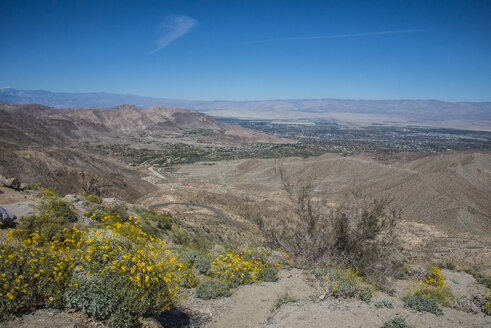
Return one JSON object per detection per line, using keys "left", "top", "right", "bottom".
{"left": 169, "top": 268, "right": 490, "bottom": 328}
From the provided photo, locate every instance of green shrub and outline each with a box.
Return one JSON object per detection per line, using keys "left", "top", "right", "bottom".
{"left": 375, "top": 299, "right": 394, "bottom": 309}
{"left": 180, "top": 251, "right": 212, "bottom": 275}
{"left": 31, "top": 184, "right": 60, "bottom": 197}
{"left": 259, "top": 266, "right": 279, "bottom": 282}
{"left": 37, "top": 197, "right": 77, "bottom": 222}
{"left": 170, "top": 228, "right": 190, "bottom": 245}
{"left": 271, "top": 291, "right": 298, "bottom": 312}
{"left": 82, "top": 192, "right": 103, "bottom": 204}
{"left": 195, "top": 280, "right": 231, "bottom": 300}
{"left": 328, "top": 266, "right": 373, "bottom": 302}
{"left": 15, "top": 215, "right": 74, "bottom": 244}
{"left": 14, "top": 196, "right": 77, "bottom": 244}
{"left": 404, "top": 292, "right": 443, "bottom": 315}
{"left": 133, "top": 208, "right": 172, "bottom": 230}
{"left": 382, "top": 317, "right": 413, "bottom": 328}
{"left": 104, "top": 203, "right": 129, "bottom": 221}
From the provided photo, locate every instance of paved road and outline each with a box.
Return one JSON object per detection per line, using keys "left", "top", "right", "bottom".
{"left": 149, "top": 202, "right": 242, "bottom": 228}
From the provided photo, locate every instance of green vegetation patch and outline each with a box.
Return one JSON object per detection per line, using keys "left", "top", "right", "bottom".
{"left": 327, "top": 266, "right": 373, "bottom": 303}
{"left": 271, "top": 291, "right": 298, "bottom": 312}
{"left": 195, "top": 279, "right": 231, "bottom": 300}
{"left": 404, "top": 292, "right": 443, "bottom": 315}
{"left": 381, "top": 317, "right": 413, "bottom": 328}
{"left": 14, "top": 196, "right": 77, "bottom": 244}
{"left": 375, "top": 299, "right": 394, "bottom": 309}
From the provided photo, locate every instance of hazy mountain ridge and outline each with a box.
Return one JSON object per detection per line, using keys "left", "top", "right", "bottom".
{"left": 2, "top": 88, "right": 490, "bottom": 128}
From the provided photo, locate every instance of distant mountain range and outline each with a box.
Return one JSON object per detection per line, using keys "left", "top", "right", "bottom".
{"left": 1, "top": 87, "right": 490, "bottom": 130}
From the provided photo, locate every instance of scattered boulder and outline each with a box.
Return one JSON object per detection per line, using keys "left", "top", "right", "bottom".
{"left": 0, "top": 175, "right": 24, "bottom": 190}
{"left": 3, "top": 201, "right": 37, "bottom": 218}
{"left": 0, "top": 205, "right": 17, "bottom": 228}
{"left": 62, "top": 194, "right": 103, "bottom": 224}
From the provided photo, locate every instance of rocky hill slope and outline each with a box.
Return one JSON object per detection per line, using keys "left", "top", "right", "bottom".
{"left": 0, "top": 103, "right": 285, "bottom": 199}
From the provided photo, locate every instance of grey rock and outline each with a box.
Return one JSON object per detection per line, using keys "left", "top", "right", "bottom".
{"left": 3, "top": 201, "right": 37, "bottom": 218}
{"left": 0, "top": 205, "right": 17, "bottom": 227}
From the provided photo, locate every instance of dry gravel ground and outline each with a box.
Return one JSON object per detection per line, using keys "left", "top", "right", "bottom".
{"left": 5, "top": 268, "right": 488, "bottom": 328}
{"left": 0, "top": 309, "right": 97, "bottom": 328}
{"left": 177, "top": 269, "right": 491, "bottom": 328}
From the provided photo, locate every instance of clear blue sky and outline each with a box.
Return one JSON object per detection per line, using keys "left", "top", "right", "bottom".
{"left": 1, "top": 0, "right": 490, "bottom": 101}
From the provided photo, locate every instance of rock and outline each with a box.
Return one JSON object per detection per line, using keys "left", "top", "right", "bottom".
{"left": 0, "top": 205, "right": 17, "bottom": 228}
{"left": 3, "top": 201, "right": 37, "bottom": 218}
{"left": 63, "top": 194, "right": 103, "bottom": 217}
{"left": 0, "top": 175, "right": 23, "bottom": 190}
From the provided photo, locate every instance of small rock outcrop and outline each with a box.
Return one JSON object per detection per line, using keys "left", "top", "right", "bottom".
{"left": 0, "top": 175, "right": 25, "bottom": 191}
{"left": 0, "top": 205, "right": 17, "bottom": 228}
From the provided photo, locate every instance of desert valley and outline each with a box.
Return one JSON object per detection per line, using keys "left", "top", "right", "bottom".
{"left": 0, "top": 99, "right": 490, "bottom": 328}
{"left": 1, "top": 1, "right": 490, "bottom": 327}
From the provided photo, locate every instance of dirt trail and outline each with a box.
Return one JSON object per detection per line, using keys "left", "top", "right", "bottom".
{"left": 149, "top": 202, "right": 242, "bottom": 228}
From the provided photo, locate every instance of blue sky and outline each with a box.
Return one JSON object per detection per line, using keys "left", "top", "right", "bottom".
{"left": 1, "top": 0, "right": 490, "bottom": 101}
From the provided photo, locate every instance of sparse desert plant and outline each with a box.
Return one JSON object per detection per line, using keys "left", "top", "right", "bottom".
{"left": 327, "top": 266, "right": 373, "bottom": 302}
{"left": 375, "top": 298, "right": 394, "bottom": 309}
{"left": 133, "top": 207, "right": 172, "bottom": 231}
{"left": 258, "top": 167, "right": 402, "bottom": 289}
{"left": 30, "top": 184, "right": 60, "bottom": 198}
{"left": 195, "top": 279, "right": 231, "bottom": 300}
{"left": 271, "top": 291, "right": 298, "bottom": 312}
{"left": 381, "top": 316, "right": 413, "bottom": 328}
{"left": 170, "top": 227, "right": 190, "bottom": 245}
{"left": 463, "top": 268, "right": 491, "bottom": 289}
{"left": 181, "top": 251, "right": 212, "bottom": 275}
{"left": 453, "top": 294, "right": 491, "bottom": 315}
{"left": 104, "top": 203, "right": 129, "bottom": 221}
{"left": 404, "top": 292, "right": 443, "bottom": 315}
{"left": 81, "top": 192, "right": 103, "bottom": 204}
{"left": 436, "top": 259, "right": 457, "bottom": 270}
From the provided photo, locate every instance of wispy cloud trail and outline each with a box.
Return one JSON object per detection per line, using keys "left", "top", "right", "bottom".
{"left": 152, "top": 14, "right": 197, "bottom": 53}
{"left": 255, "top": 29, "right": 425, "bottom": 43}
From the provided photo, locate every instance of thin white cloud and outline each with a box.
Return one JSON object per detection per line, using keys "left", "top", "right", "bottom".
{"left": 152, "top": 14, "right": 197, "bottom": 53}
{"left": 255, "top": 29, "right": 425, "bottom": 43}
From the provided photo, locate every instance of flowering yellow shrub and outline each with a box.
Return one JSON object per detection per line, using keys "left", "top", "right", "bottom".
{"left": 210, "top": 249, "right": 276, "bottom": 287}
{"left": 0, "top": 213, "right": 182, "bottom": 327}
{"left": 415, "top": 265, "right": 453, "bottom": 305}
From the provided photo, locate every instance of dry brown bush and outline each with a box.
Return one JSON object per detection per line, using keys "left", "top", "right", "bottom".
{"left": 255, "top": 165, "right": 402, "bottom": 288}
